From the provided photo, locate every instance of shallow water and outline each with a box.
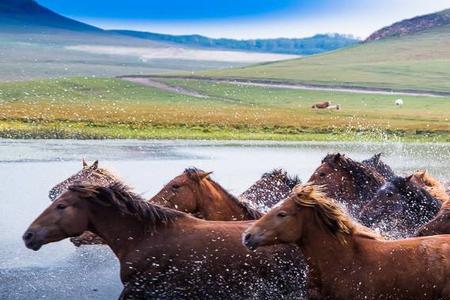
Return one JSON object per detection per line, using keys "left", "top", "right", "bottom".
{"left": 1, "top": 139, "right": 449, "bottom": 299}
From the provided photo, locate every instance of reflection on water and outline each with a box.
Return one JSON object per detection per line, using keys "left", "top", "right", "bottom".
{"left": 1, "top": 139, "right": 449, "bottom": 299}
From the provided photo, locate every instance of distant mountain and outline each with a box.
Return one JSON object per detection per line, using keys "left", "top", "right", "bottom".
{"left": 366, "top": 8, "right": 450, "bottom": 42}
{"left": 0, "top": 0, "right": 101, "bottom": 32}
{"left": 110, "top": 30, "right": 360, "bottom": 55}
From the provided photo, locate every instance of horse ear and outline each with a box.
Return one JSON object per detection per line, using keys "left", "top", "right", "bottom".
{"left": 82, "top": 158, "right": 88, "bottom": 168}
{"left": 91, "top": 160, "right": 99, "bottom": 170}
{"left": 334, "top": 153, "right": 342, "bottom": 161}
{"left": 373, "top": 153, "right": 382, "bottom": 163}
{"left": 198, "top": 171, "right": 213, "bottom": 181}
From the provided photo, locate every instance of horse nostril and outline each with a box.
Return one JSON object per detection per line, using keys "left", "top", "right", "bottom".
{"left": 23, "top": 232, "right": 34, "bottom": 241}
{"left": 244, "top": 233, "right": 252, "bottom": 242}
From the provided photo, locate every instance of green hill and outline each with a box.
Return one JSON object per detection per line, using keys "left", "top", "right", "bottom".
{"left": 204, "top": 13, "right": 450, "bottom": 92}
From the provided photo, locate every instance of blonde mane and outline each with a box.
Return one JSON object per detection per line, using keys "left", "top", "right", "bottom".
{"left": 411, "top": 171, "right": 449, "bottom": 203}
{"left": 293, "top": 184, "right": 381, "bottom": 243}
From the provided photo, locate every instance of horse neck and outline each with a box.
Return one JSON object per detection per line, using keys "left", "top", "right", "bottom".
{"left": 86, "top": 204, "right": 151, "bottom": 259}
{"left": 197, "top": 180, "right": 249, "bottom": 220}
{"left": 297, "top": 210, "right": 356, "bottom": 275}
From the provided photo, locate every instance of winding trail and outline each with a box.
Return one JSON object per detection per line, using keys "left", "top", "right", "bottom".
{"left": 119, "top": 75, "right": 450, "bottom": 98}
{"left": 121, "top": 76, "right": 208, "bottom": 98}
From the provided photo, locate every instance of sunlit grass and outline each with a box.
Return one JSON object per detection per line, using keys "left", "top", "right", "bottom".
{"left": 0, "top": 77, "right": 449, "bottom": 142}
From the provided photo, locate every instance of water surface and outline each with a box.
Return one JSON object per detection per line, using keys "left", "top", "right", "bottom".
{"left": 1, "top": 139, "right": 449, "bottom": 299}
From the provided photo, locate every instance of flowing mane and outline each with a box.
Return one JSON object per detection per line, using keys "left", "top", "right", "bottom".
{"left": 293, "top": 184, "right": 380, "bottom": 242}
{"left": 184, "top": 168, "right": 262, "bottom": 219}
{"left": 262, "top": 169, "right": 301, "bottom": 189}
{"left": 322, "top": 153, "right": 385, "bottom": 199}
{"left": 68, "top": 182, "right": 184, "bottom": 228}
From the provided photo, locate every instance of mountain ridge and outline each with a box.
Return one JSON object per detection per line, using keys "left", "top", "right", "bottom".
{"left": 366, "top": 8, "right": 450, "bottom": 42}
{"left": 0, "top": 0, "right": 101, "bottom": 32}
{"left": 109, "top": 30, "right": 359, "bottom": 55}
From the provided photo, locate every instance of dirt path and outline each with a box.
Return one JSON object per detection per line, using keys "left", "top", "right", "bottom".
{"left": 120, "top": 75, "right": 450, "bottom": 98}
{"left": 121, "top": 77, "right": 208, "bottom": 98}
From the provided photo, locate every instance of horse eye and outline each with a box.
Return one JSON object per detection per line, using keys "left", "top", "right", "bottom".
{"left": 172, "top": 184, "right": 181, "bottom": 190}
{"left": 56, "top": 203, "right": 66, "bottom": 210}
{"left": 319, "top": 172, "right": 326, "bottom": 177}
{"left": 277, "top": 211, "right": 288, "bottom": 218}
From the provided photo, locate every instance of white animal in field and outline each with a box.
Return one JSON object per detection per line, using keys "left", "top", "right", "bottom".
{"left": 395, "top": 99, "right": 403, "bottom": 106}
{"left": 326, "top": 104, "right": 341, "bottom": 110}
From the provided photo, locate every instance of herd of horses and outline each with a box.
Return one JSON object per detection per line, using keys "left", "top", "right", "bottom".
{"left": 23, "top": 153, "right": 450, "bottom": 299}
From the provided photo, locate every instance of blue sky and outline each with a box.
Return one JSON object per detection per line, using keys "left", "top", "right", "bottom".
{"left": 39, "top": 0, "right": 450, "bottom": 39}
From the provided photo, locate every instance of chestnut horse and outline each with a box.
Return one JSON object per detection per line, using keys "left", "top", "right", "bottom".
{"left": 359, "top": 175, "right": 441, "bottom": 238}
{"left": 24, "top": 182, "right": 306, "bottom": 299}
{"left": 239, "top": 169, "right": 301, "bottom": 212}
{"left": 362, "top": 153, "right": 395, "bottom": 180}
{"left": 308, "top": 153, "right": 385, "bottom": 216}
{"left": 243, "top": 184, "right": 450, "bottom": 300}
{"left": 151, "top": 167, "right": 262, "bottom": 221}
{"left": 49, "top": 160, "right": 120, "bottom": 245}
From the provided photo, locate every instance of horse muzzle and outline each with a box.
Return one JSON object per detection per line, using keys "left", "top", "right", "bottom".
{"left": 242, "top": 230, "right": 263, "bottom": 251}
{"left": 22, "top": 228, "right": 46, "bottom": 251}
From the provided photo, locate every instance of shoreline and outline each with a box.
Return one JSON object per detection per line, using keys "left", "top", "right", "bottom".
{"left": 1, "top": 121, "right": 448, "bottom": 143}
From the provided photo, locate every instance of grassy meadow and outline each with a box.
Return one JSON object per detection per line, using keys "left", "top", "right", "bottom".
{"left": 203, "top": 26, "right": 450, "bottom": 93}
{"left": 0, "top": 77, "right": 449, "bottom": 142}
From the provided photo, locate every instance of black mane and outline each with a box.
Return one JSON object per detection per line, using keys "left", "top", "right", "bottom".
{"left": 262, "top": 168, "right": 301, "bottom": 189}
{"left": 362, "top": 153, "right": 395, "bottom": 180}
{"left": 69, "top": 182, "right": 184, "bottom": 227}
{"left": 323, "top": 153, "right": 385, "bottom": 201}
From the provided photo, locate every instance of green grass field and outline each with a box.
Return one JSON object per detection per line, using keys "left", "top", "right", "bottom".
{"left": 0, "top": 77, "right": 449, "bottom": 142}
{"left": 203, "top": 26, "right": 450, "bottom": 93}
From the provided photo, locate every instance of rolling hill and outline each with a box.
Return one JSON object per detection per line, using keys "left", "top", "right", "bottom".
{"left": 203, "top": 9, "right": 450, "bottom": 93}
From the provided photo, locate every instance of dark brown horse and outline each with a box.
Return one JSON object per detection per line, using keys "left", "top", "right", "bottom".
{"left": 416, "top": 200, "right": 450, "bottom": 236}
{"left": 24, "top": 182, "right": 306, "bottom": 299}
{"left": 360, "top": 175, "right": 442, "bottom": 238}
{"left": 362, "top": 153, "right": 395, "bottom": 180}
{"left": 151, "top": 167, "right": 262, "bottom": 221}
{"left": 308, "top": 153, "right": 385, "bottom": 216}
{"left": 243, "top": 184, "right": 450, "bottom": 300}
{"left": 239, "top": 169, "right": 301, "bottom": 212}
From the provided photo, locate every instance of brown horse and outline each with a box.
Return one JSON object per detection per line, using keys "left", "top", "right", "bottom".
{"left": 308, "top": 153, "right": 385, "bottom": 216}
{"left": 151, "top": 167, "right": 262, "bottom": 221}
{"left": 409, "top": 170, "right": 450, "bottom": 203}
{"left": 239, "top": 169, "right": 301, "bottom": 212}
{"left": 49, "top": 160, "right": 120, "bottom": 246}
{"left": 359, "top": 175, "right": 442, "bottom": 238}
{"left": 243, "top": 184, "right": 450, "bottom": 300}
{"left": 24, "top": 182, "right": 306, "bottom": 299}
{"left": 311, "top": 101, "right": 331, "bottom": 109}
{"left": 52, "top": 165, "right": 263, "bottom": 246}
